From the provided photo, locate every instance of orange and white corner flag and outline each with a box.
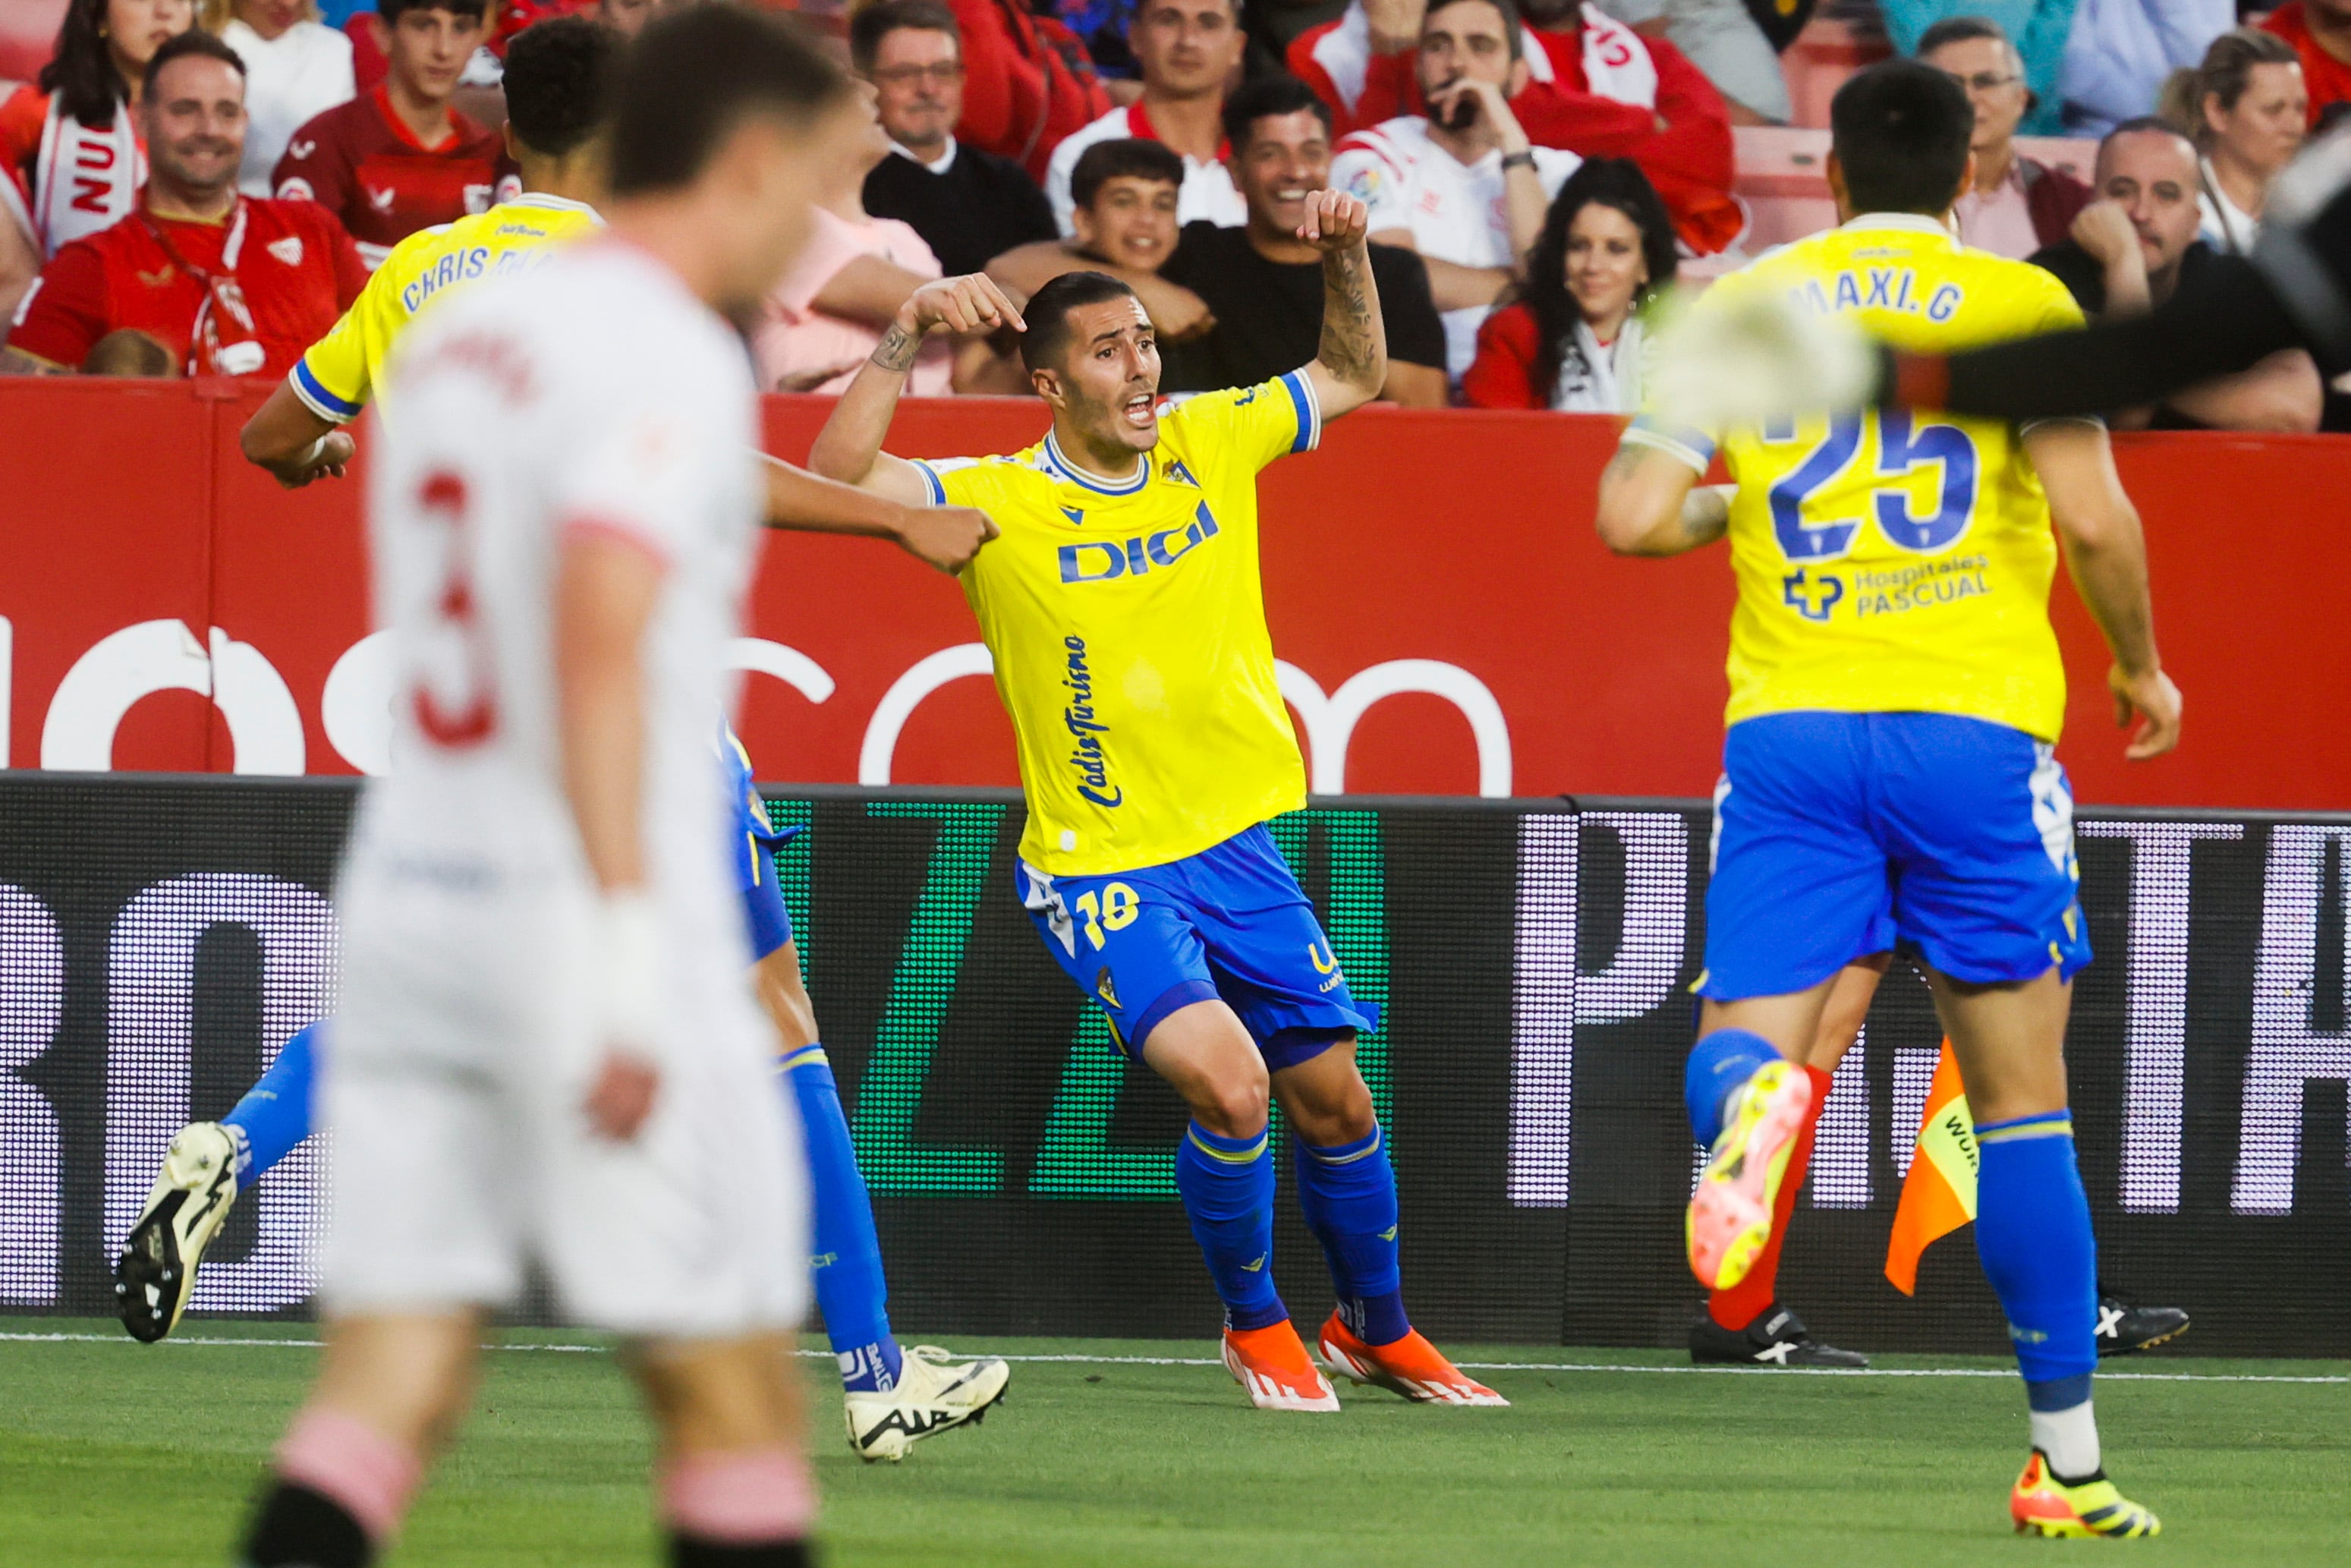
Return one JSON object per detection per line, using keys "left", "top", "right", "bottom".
{"left": 1885, "top": 1040, "right": 1979, "bottom": 1296}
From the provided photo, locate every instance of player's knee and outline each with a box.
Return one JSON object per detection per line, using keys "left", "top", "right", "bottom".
{"left": 1284, "top": 1072, "right": 1375, "bottom": 1146}
{"left": 1191, "top": 1065, "right": 1270, "bottom": 1140}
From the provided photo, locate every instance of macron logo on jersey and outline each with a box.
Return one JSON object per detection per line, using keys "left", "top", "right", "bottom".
{"left": 1057, "top": 499, "right": 1220, "bottom": 584}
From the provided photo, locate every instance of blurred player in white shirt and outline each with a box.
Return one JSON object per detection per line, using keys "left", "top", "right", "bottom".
{"left": 1329, "top": 0, "right": 1578, "bottom": 383}
{"left": 235, "top": 11, "right": 860, "bottom": 1567}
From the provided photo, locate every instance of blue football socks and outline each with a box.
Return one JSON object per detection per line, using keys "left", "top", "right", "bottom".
{"left": 1976, "top": 1110, "right": 2102, "bottom": 1477}
{"left": 1684, "top": 1027, "right": 1782, "bottom": 1148}
{"left": 1295, "top": 1126, "right": 1408, "bottom": 1345}
{"left": 782, "top": 1045, "right": 904, "bottom": 1394}
{"left": 221, "top": 1022, "right": 323, "bottom": 1182}
{"left": 1175, "top": 1121, "right": 1287, "bottom": 1331}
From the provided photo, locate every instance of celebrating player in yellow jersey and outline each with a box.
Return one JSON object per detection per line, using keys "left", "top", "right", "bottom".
{"left": 810, "top": 165, "right": 1503, "bottom": 1412}
{"left": 1597, "top": 61, "right": 2178, "bottom": 1538}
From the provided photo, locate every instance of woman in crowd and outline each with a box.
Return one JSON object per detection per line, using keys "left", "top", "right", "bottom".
{"left": 206, "top": 0, "right": 354, "bottom": 197}
{"left": 1, "top": 0, "right": 196, "bottom": 258}
{"left": 2162, "top": 27, "right": 2307, "bottom": 253}
{"left": 1463, "top": 159, "right": 1677, "bottom": 413}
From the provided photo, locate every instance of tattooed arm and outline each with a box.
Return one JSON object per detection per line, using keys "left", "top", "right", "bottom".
{"left": 1594, "top": 442, "right": 1720, "bottom": 557}
{"left": 807, "top": 273, "right": 1025, "bottom": 513}
{"left": 1295, "top": 190, "right": 1388, "bottom": 420}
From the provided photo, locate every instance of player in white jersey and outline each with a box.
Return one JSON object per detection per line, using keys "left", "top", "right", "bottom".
{"left": 235, "top": 14, "right": 858, "bottom": 1568}
{"left": 1329, "top": 0, "right": 1578, "bottom": 382}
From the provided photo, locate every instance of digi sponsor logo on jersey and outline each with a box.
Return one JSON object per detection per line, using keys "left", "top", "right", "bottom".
{"left": 1060, "top": 635, "right": 1120, "bottom": 807}
{"left": 1793, "top": 268, "right": 1964, "bottom": 323}
{"left": 1056, "top": 499, "right": 1220, "bottom": 584}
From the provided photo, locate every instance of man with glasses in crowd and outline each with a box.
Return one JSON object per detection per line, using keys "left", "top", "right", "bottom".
{"left": 1918, "top": 15, "right": 2089, "bottom": 260}
{"left": 856, "top": 0, "right": 1056, "bottom": 277}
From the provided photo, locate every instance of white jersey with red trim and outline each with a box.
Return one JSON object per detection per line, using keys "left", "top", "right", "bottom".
{"left": 1330, "top": 115, "right": 1579, "bottom": 379}
{"left": 353, "top": 238, "right": 760, "bottom": 913}
{"left": 1043, "top": 102, "right": 1246, "bottom": 237}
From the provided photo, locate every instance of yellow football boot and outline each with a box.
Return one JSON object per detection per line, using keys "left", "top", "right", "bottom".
{"left": 2010, "top": 1450, "right": 2161, "bottom": 1538}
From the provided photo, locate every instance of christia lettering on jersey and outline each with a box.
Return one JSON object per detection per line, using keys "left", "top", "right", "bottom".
{"left": 400, "top": 241, "right": 557, "bottom": 315}
{"left": 1056, "top": 499, "right": 1221, "bottom": 584}
{"left": 1794, "top": 269, "right": 1964, "bottom": 323}
{"left": 1061, "top": 635, "right": 1121, "bottom": 807}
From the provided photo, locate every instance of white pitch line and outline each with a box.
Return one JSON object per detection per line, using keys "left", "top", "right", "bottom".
{"left": 5, "top": 1331, "right": 2345, "bottom": 1385}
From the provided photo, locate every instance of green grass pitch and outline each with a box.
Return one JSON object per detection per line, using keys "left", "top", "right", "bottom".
{"left": 3, "top": 1318, "right": 2346, "bottom": 1567}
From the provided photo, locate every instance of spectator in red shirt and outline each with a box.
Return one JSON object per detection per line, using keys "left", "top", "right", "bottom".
{"left": 2262, "top": 2, "right": 2351, "bottom": 128}
{"left": 1463, "top": 154, "right": 1675, "bottom": 410}
{"left": 948, "top": 0, "right": 1114, "bottom": 181}
{"left": 272, "top": 0, "right": 515, "bottom": 266}
{"left": 2, "top": 30, "right": 366, "bottom": 375}
{"left": 2, "top": 0, "right": 198, "bottom": 265}
{"left": 1288, "top": 0, "right": 1739, "bottom": 251}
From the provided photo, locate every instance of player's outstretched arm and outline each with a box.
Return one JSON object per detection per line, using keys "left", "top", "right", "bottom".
{"left": 241, "top": 381, "right": 356, "bottom": 490}
{"left": 808, "top": 273, "right": 1024, "bottom": 521}
{"left": 756, "top": 455, "right": 998, "bottom": 575}
{"left": 2025, "top": 420, "right": 2182, "bottom": 760}
{"left": 1295, "top": 190, "right": 1387, "bottom": 420}
{"left": 1594, "top": 444, "right": 1720, "bottom": 556}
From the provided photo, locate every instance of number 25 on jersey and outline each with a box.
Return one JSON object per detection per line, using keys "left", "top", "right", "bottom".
{"left": 1764, "top": 410, "right": 1981, "bottom": 563}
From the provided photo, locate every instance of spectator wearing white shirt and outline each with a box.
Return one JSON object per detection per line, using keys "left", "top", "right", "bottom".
{"left": 1330, "top": 0, "right": 1578, "bottom": 384}
{"left": 1043, "top": 0, "right": 1248, "bottom": 235}
{"left": 2161, "top": 27, "right": 2307, "bottom": 256}
{"left": 209, "top": 1, "right": 355, "bottom": 197}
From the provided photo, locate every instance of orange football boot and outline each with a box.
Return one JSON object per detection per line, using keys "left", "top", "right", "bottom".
{"left": 1222, "top": 1320, "right": 1342, "bottom": 1412}
{"left": 1316, "top": 1311, "right": 1509, "bottom": 1406}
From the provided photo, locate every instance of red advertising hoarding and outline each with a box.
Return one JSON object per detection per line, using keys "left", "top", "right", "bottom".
{"left": 2, "top": 379, "right": 2342, "bottom": 808}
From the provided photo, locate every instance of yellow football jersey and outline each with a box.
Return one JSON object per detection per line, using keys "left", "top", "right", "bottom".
{"left": 288, "top": 194, "right": 602, "bottom": 423}
{"left": 1628, "top": 215, "right": 2091, "bottom": 741}
{"left": 919, "top": 374, "right": 1323, "bottom": 877}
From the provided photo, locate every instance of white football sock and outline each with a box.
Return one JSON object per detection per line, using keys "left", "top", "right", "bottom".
{"left": 2030, "top": 1399, "right": 2101, "bottom": 1480}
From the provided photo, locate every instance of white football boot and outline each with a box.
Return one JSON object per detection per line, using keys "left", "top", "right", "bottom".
{"left": 842, "top": 1345, "right": 1011, "bottom": 1463}
{"left": 115, "top": 1121, "right": 241, "bottom": 1343}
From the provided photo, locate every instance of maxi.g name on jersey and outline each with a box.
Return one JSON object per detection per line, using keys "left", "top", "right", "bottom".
{"left": 1792, "top": 268, "right": 1964, "bottom": 323}
{"left": 1057, "top": 499, "right": 1220, "bottom": 584}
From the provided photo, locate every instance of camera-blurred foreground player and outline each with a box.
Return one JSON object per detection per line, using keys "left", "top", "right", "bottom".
{"left": 1600, "top": 60, "right": 2176, "bottom": 1538}
{"left": 233, "top": 12, "right": 862, "bottom": 1566}
{"left": 120, "top": 14, "right": 1005, "bottom": 1468}
{"left": 810, "top": 191, "right": 1503, "bottom": 1411}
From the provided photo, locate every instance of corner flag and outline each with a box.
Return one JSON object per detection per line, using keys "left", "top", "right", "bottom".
{"left": 1884, "top": 1040, "right": 1978, "bottom": 1296}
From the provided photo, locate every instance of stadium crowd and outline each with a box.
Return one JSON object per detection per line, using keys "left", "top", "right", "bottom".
{"left": 0, "top": 0, "right": 2343, "bottom": 428}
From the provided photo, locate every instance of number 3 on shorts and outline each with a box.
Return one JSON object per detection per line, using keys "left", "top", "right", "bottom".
{"left": 1075, "top": 883, "right": 1140, "bottom": 949}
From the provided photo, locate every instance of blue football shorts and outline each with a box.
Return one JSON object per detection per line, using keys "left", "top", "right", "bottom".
{"left": 1018, "top": 823, "right": 1379, "bottom": 1069}
{"left": 1700, "top": 710, "right": 2091, "bottom": 1000}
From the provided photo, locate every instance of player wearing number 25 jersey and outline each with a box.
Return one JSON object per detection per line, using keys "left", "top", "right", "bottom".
{"left": 1604, "top": 61, "right": 2174, "bottom": 1539}
{"left": 1629, "top": 215, "right": 2088, "bottom": 747}
{"left": 1623, "top": 210, "right": 2096, "bottom": 998}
